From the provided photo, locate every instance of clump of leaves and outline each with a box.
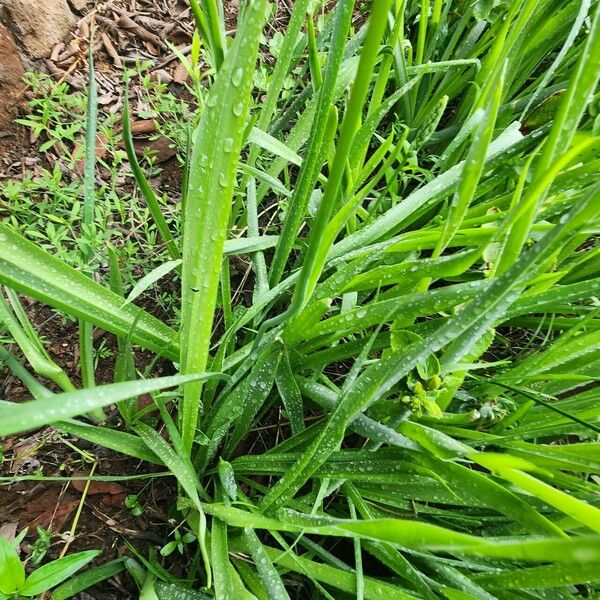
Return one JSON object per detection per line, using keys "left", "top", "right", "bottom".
{"left": 1, "top": 0, "right": 600, "bottom": 597}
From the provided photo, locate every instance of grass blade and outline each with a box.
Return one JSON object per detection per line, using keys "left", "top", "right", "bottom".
{"left": 0, "top": 374, "right": 220, "bottom": 437}
{"left": 179, "top": 0, "right": 269, "bottom": 454}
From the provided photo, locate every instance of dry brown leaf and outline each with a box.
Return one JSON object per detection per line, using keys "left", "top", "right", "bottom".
{"left": 172, "top": 62, "right": 189, "bottom": 84}
{"left": 8, "top": 431, "right": 53, "bottom": 474}
{"left": 97, "top": 93, "right": 115, "bottom": 105}
{"left": 0, "top": 522, "right": 18, "bottom": 541}
{"left": 101, "top": 31, "right": 123, "bottom": 68}
{"left": 50, "top": 42, "right": 65, "bottom": 62}
{"left": 10, "top": 437, "right": 41, "bottom": 474}
{"left": 100, "top": 492, "right": 128, "bottom": 507}
{"left": 131, "top": 119, "right": 157, "bottom": 135}
{"left": 152, "top": 69, "right": 173, "bottom": 84}
{"left": 134, "top": 136, "right": 176, "bottom": 163}
{"left": 71, "top": 473, "right": 126, "bottom": 496}
{"left": 117, "top": 14, "right": 165, "bottom": 48}
{"left": 73, "top": 132, "right": 109, "bottom": 175}
{"left": 28, "top": 498, "right": 79, "bottom": 532}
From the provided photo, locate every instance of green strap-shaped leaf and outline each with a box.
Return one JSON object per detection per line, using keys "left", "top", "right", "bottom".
{"left": 474, "top": 453, "right": 600, "bottom": 534}
{"left": 281, "top": 0, "right": 394, "bottom": 315}
{"left": 208, "top": 503, "right": 600, "bottom": 562}
{"left": 275, "top": 349, "right": 305, "bottom": 434}
{"left": 434, "top": 63, "right": 504, "bottom": 255}
{"left": 331, "top": 122, "right": 523, "bottom": 259}
{"left": 247, "top": 127, "right": 302, "bottom": 166}
{"left": 51, "top": 558, "right": 126, "bottom": 600}
{"left": 243, "top": 527, "right": 291, "bottom": 600}
{"left": 473, "top": 561, "right": 600, "bottom": 590}
{"left": 495, "top": 1, "right": 600, "bottom": 271}
{"left": 268, "top": 0, "right": 355, "bottom": 286}
{"left": 211, "top": 514, "right": 234, "bottom": 599}
{"left": 342, "top": 249, "right": 480, "bottom": 293}
{"left": 82, "top": 37, "right": 97, "bottom": 254}
{"left": 79, "top": 37, "right": 99, "bottom": 399}
{"left": 123, "top": 82, "right": 181, "bottom": 263}
{"left": 155, "top": 580, "right": 214, "bottom": 600}
{"left": 122, "top": 259, "right": 182, "bottom": 307}
{"left": 20, "top": 551, "right": 100, "bottom": 596}
{"left": 133, "top": 421, "right": 212, "bottom": 586}
{"left": 179, "top": 0, "right": 269, "bottom": 455}
{"left": 0, "top": 224, "right": 179, "bottom": 360}
{"left": 0, "top": 291, "right": 75, "bottom": 392}
{"left": 0, "top": 373, "right": 218, "bottom": 437}
{"left": 0, "top": 537, "right": 24, "bottom": 595}
{"left": 58, "top": 420, "right": 163, "bottom": 464}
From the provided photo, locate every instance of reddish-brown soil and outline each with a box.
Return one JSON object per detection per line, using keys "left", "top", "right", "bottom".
{"left": 0, "top": 302, "right": 177, "bottom": 597}
{"left": 0, "top": 23, "right": 27, "bottom": 165}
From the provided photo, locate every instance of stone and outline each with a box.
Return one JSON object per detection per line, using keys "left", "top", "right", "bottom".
{"left": 0, "top": 0, "right": 75, "bottom": 59}
{"left": 68, "top": 0, "right": 88, "bottom": 11}
{"left": 0, "top": 22, "right": 24, "bottom": 132}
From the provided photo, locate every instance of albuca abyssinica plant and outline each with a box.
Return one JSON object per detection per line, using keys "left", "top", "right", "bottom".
{"left": 2, "top": 0, "right": 600, "bottom": 596}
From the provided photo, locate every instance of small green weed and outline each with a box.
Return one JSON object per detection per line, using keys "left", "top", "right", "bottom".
{"left": 0, "top": 533, "right": 98, "bottom": 599}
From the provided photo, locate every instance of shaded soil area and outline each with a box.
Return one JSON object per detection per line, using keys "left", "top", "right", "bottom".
{"left": 0, "top": 303, "right": 176, "bottom": 597}
{"left": 1, "top": 437, "right": 188, "bottom": 598}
